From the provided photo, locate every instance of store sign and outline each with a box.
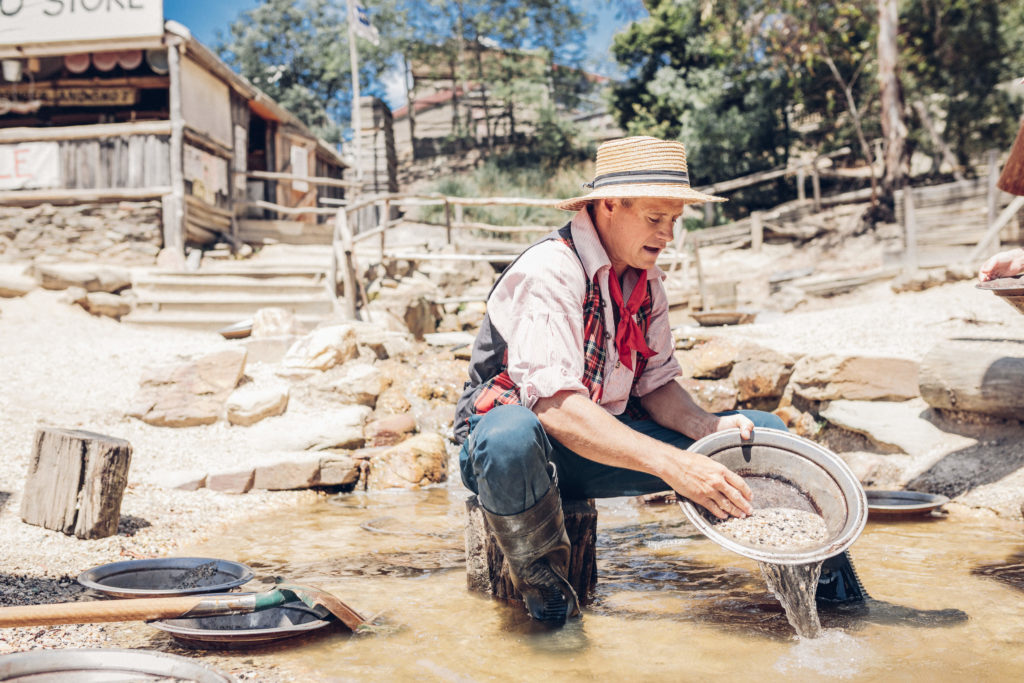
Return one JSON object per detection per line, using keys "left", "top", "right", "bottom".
{"left": 184, "top": 144, "right": 227, "bottom": 204}
{"left": 35, "top": 87, "right": 138, "bottom": 107}
{"left": 0, "top": 142, "right": 60, "bottom": 190}
{"left": 0, "top": 1, "right": 164, "bottom": 45}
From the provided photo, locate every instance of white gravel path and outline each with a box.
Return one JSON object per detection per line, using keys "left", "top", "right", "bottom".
{"left": 681, "top": 279, "right": 1022, "bottom": 360}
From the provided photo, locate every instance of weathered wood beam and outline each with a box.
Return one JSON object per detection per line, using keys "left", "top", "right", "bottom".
{"left": 0, "top": 121, "right": 171, "bottom": 143}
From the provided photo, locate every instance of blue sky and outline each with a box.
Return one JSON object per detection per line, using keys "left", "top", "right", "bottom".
{"left": 163, "top": 1, "right": 639, "bottom": 107}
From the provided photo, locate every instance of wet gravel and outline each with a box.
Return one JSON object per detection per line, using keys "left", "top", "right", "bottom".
{"left": 712, "top": 507, "right": 829, "bottom": 549}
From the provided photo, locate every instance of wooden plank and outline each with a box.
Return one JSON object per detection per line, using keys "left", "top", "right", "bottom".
{"left": 235, "top": 200, "right": 338, "bottom": 216}
{"left": 20, "top": 428, "right": 132, "bottom": 540}
{"left": 0, "top": 187, "right": 172, "bottom": 205}
{"left": 0, "top": 121, "right": 171, "bottom": 143}
{"left": 184, "top": 127, "right": 234, "bottom": 160}
{"left": 237, "top": 219, "right": 332, "bottom": 245}
{"left": 968, "top": 196, "right": 1024, "bottom": 262}
{"left": 243, "top": 170, "right": 357, "bottom": 190}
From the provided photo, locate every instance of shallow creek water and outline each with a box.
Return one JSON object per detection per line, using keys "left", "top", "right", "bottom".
{"left": 177, "top": 486, "right": 1024, "bottom": 681}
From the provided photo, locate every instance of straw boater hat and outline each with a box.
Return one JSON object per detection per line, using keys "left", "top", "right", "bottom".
{"left": 556, "top": 136, "right": 726, "bottom": 211}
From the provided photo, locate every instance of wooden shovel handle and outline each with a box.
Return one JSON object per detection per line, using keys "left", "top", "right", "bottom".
{"left": 0, "top": 595, "right": 224, "bottom": 628}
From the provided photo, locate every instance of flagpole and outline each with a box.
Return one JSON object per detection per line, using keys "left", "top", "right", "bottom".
{"left": 347, "top": 0, "right": 363, "bottom": 183}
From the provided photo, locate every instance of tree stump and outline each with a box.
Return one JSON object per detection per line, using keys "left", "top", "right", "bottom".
{"left": 20, "top": 428, "right": 133, "bottom": 539}
{"left": 465, "top": 495, "right": 598, "bottom": 606}
{"left": 918, "top": 339, "right": 1024, "bottom": 420}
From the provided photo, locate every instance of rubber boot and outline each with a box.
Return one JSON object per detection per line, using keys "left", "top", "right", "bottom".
{"left": 816, "top": 550, "right": 869, "bottom": 605}
{"left": 482, "top": 484, "right": 581, "bottom": 626}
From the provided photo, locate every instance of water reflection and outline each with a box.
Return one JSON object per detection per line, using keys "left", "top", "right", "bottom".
{"left": 177, "top": 485, "right": 1024, "bottom": 681}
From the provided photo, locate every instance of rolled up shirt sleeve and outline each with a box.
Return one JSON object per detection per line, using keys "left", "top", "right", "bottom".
{"left": 633, "top": 270, "right": 682, "bottom": 397}
{"left": 488, "top": 242, "right": 590, "bottom": 410}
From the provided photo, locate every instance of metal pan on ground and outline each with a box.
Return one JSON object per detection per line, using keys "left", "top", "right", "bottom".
{"left": 218, "top": 318, "right": 253, "bottom": 339}
{"left": 678, "top": 428, "right": 868, "bottom": 565}
{"left": 150, "top": 598, "right": 333, "bottom": 649}
{"left": 866, "top": 490, "right": 950, "bottom": 518}
{"left": 78, "top": 557, "right": 254, "bottom": 599}
{"left": 0, "top": 648, "right": 232, "bottom": 682}
{"left": 690, "top": 310, "right": 756, "bottom": 327}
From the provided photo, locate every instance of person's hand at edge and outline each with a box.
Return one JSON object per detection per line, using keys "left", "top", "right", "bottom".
{"left": 979, "top": 248, "right": 1024, "bottom": 282}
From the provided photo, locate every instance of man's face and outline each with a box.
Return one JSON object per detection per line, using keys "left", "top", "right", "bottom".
{"left": 601, "top": 197, "right": 685, "bottom": 272}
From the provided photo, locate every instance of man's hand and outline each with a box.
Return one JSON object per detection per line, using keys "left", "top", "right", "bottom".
{"left": 979, "top": 248, "right": 1024, "bottom": 282}
{"left": 666, "top": 450, "right": 753, "bottom": 520}
{"left": 711, "top": 413, "right": 755, "bottom": 440}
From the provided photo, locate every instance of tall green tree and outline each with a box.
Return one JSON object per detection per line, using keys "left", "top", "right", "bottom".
{"left": 217, "top": 0, "right": 395, "bottom": 143}
{"left": 902, "top": 0, "right": 1021, "bottom": 167}
{"left": 610, "top": 0, "right": 796, "bottom": 199}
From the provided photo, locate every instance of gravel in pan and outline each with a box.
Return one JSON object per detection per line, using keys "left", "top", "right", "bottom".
{"left": 711, "top": 507, "right": 829, "bottom": 549}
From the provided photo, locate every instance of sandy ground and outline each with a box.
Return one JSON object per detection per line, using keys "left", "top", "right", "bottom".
{"left": 0, "top": 245, "right": 1022, "bottom": 678}
{"left": 0, "top": 290, "right": 317, "bottom": 680}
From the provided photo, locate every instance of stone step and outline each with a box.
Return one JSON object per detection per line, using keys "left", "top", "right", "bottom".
{"left": 132, "top": 277, "right": 329, "bottom": 298}
{"left": 132, "top": 294, "right": 335, "bottom": 316}
{"left": 134, "top": 269, "right": 328, "bottom": 284}
{"left": 122, "top": 309, "right": 332, "bottom": 333}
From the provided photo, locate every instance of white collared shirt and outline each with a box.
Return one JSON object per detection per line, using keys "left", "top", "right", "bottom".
{"left": 485, "top": 208, "right": 682, "bottom": 415}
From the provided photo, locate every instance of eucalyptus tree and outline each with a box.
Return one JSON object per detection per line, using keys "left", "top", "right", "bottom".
{"left": 609, "top": 0, "right": 797, "bottom": 205}
{"left": 217, "top": 0, "right": 395, "bottom": 143}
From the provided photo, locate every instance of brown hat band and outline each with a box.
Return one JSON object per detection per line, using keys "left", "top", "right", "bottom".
{"left": 585, "top": 169, "right": 691, "bottom": 190}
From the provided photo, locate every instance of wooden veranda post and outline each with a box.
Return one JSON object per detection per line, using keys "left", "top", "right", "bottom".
{"left": 903, "top": 187, "right": 918, "bottom": 272}
{"left": 444, "top": 200, "right": 453, "bottom": 246}
{"left": 164, "top": 40, "right": 186, "bottom": 267}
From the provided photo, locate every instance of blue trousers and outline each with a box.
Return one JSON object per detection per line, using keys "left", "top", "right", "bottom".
{"left": 459, "top": 404, "right": 787, "bottom": 515}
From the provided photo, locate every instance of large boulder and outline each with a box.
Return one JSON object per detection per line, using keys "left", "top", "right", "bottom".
{"left": 731, "top": 347, "right": 796, "bottom": 402}
{"left": 676, "top": 338, "right": 740, "bottom": 380}
{"left": 316, "top": 362, "right": 388, "bottom": 407}
{"left": 788, "top": 355, "right": 920, "bottom": 402}
{"left": 252, "top": 307, "right": 302, "bottom": 337}
{"left": 0, "top": 267, "right": 35, "bottom": 298}
{"left": 33, "top": 263, "right": 131, "bottom": 293}
{"left": 282, "top": 324, "right": 358, "bottom": 371}
{"left": 128, "top": 348, "right": 247, "bottom": 427}
{"left": 819, "top": 398, "right": 974, "bottom": 457}
{"left": 366, "top": 276, "right": 441, "bottom": 340}
{"left": 247, "top": 406, "right": 371, "bottom": 451}
{"left": 81, "top": 292, "right": 131, "bottom": 320}
{"left": 226, "top": 384, "right": 290, "bottom": 426}
{"left": 365, "top": 413, "right": 417, "bottom": 447}
{"left": 366, "top": 432, "right": 448, "bottom": 490}
{"left": 678, "top": 377, "right": 737, "bottom": 413}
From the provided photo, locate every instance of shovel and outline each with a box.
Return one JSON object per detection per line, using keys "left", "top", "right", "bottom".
{"left": 0, "top": 580, "right": 366, "bottom": 631}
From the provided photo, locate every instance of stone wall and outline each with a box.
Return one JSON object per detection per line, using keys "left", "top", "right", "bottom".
{"left": 0, "top": 202, "right": 162, "bottom": 265}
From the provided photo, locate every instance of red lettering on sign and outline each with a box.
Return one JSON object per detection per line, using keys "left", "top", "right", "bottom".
{"left": 14, "top": 148, "right": 30, "bottom": 178}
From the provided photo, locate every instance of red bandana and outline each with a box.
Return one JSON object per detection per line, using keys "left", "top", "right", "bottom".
{"left": 607, "top": 268, "right": 656, "bottom": 371}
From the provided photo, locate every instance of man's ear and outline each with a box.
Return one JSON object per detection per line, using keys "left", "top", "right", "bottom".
{"left": 599, "top": 198, "right": 617, "bottom": 213}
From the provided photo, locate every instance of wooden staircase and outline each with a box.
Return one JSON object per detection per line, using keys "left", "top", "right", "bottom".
{"left": 123, "top": 247, "right": 338, "bottom": 332}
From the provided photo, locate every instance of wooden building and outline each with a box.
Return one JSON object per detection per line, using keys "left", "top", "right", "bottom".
{"left": 0, "top": 8, "right": 347, "bottom": 264}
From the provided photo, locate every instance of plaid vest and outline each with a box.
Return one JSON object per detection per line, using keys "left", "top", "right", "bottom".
{"left": 453, "top": 223, "right": 653, "bottom": 444}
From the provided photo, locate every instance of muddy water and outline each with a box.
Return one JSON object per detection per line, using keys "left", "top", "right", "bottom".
{"left": 758, "top": 561, "right": 823, "bottom": 638}
{"left": 178, "top": 487, "right": 1024, "bottom": 681}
